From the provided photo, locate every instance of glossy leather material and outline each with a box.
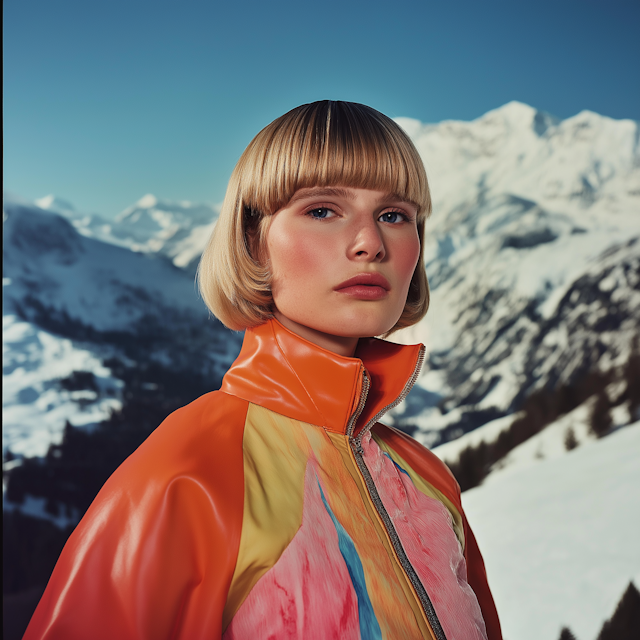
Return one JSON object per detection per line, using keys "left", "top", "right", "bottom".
{"left": 25, "top": 317, "right": 502, "bottom": 639}
{"left": 353, "top": 336, "right": 425, "bottom": 437}
{"left": 24, "top": 392, "right": 248, "bottom": 640}
{"left": 221, "top": 318, "right": 424, "bottom": 435}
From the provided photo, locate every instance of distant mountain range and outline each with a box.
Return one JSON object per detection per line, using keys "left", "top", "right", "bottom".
{"left": 34, "top": 192, "right": 219, "bottom": 272}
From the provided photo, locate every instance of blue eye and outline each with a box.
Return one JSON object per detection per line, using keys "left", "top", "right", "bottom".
{"left": 379, "top": 211, "right": 405, "bottom": 223}
{"left": 308, "top": 207, "right": 332, "bottom": 219}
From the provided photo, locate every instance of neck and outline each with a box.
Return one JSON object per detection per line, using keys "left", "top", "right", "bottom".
{"left": 273, "top": 312, "right": 359, "bottom": 358}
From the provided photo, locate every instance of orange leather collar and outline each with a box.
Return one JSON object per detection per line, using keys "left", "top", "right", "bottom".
{"left": 220, "top": 318, "right": 425, "bottom": 436}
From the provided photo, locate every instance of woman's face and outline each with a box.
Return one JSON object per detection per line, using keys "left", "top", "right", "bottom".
{"left": 265, "top": 186, "right": 421, "bottom": 357}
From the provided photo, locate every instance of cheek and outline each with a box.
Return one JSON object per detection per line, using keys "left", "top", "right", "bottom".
{"left": 267, "top": 224, "right": 330, "bottom": 285}
{"left": 394, "top": 235, "right": 421, "bottom": 287}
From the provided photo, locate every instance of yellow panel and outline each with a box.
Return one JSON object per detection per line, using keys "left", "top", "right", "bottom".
{"left": 223, "top": 404, "right": 311, "bottom": 628}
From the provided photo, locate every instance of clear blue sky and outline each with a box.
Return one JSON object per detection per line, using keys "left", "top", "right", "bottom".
{"left": 4, "top": 0, "right": 639, "bottom": 217}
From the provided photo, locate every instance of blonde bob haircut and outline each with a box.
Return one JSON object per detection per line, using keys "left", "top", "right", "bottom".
{"left": 197, "top": 100, "right": 431, "bottom": 335}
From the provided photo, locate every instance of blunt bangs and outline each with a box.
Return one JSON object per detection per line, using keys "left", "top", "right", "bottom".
{"left": 239, "top": 101, "right": 431, "bottom": 220}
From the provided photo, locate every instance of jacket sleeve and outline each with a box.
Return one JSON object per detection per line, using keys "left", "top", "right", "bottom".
{"left": 23, "top": 391, "right": 248, "bottom": 640}
{"left": 373, "top": 423, "right": 503, "bottom": 640}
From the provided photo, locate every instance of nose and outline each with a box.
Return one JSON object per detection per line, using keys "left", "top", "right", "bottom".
{"left": 348, "top": 218, "right": 386, "bottom": 262}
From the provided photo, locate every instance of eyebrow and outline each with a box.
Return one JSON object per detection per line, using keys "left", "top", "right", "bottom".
{"left": 288, "top": 187, "right": 413, "bottom": 207}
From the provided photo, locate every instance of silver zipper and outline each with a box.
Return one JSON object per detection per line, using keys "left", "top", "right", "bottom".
{"left": 348, "top": 347, "right": 446, "bottom": 640}
{"left": 353, "top": 345, "right": 426, "bottom": 449}
{"left": 345, "top": 367, "right": 370, "bottom": 445}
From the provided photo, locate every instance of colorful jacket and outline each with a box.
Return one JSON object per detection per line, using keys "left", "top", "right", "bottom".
{"left": 25, "top": 318, "right": 502, "bottom": 640}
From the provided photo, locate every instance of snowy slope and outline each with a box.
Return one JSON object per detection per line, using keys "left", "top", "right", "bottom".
{"left": 3, "top": 314, "right": 123, "bottom": 458}
{"left": 432, "top": 389, "right": 635, "bottom": 471}
{"left": 463, "top": 421, "right": 640, "bottom": 640}
{"left": 37, "top": 193, "right": 218, "bottom": 271}
{"left": 3, "top": 199, "right": 240, "bottom": 459}
{"left": 391, "top": 103, "right": 640, "bottom": 444}
{"left": 483, "top": 400, "right": 597, "bottom": 480}
{"left": 430, "top": 413, "right": 523, "bottom": 464}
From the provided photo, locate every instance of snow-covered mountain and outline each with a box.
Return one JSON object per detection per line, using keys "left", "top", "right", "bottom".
{"left": 391, "top": 102, "right": 640, "bottom": 445}
{"left": 5, "top": 203, "right": 204, "bottom": 331}
{"left": 6, "top": 101, "right": 639, "bottom": 456}
{"left": 36, "top": 193, "right": 219, "bottom": 271}
{"left": 3, "top": 199, "right": 240, "bottom": 457}
{"left": 397, "top": 102, "right": 638, "bottom": 218}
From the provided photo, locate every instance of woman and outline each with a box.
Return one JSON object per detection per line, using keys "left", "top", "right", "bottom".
{"left": 25, "top": 101, "right": 502, "bottom": 639}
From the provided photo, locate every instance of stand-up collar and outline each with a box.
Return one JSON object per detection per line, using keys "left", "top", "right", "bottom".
{"left": 221, "top": 318, "right": 425, "bottom": 436}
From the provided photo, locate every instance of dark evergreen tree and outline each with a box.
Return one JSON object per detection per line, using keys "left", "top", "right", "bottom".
{"left": 623, "top": 336, "right": 640, "bottom": 421}
{"left": 596, "top": 581, "right": 640, "bottom": 640}
{"left": 564, "top": 426, "right": 578, "bottom": 451}
{"left": 446, "top": 441, "right": 490, "bottom": 492}
{"left": 447, "top": 366, "right": 615, "bottom": 491}
{"left": 590, "top": 390, "right": 612, "bottom": 438}
{"left": 558, "top": 627, "right": 577, "bottom": 640}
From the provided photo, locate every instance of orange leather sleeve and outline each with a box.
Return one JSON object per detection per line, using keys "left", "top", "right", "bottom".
{"left": 373, "top": 423, "right": 503, "bottom": 640}
{"left": 24, "top": 391, "right": 248, "bottom": 640}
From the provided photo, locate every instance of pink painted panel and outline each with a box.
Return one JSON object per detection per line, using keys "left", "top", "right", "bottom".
{"left": 361, "top": 432, "right": 488, "bottom": 640}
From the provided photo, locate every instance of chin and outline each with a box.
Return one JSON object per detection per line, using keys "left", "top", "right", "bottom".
{"left": 329, "top": 318, "right": 397, "bottom": 339}
{"left": 342, "top": 310, "right": 401, "bottom": 338}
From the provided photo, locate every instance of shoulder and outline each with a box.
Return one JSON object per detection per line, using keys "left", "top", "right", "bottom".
{"left": 147, "top": 390, "right": 249, "bottom": 457}
{"left": 96, "top": 390, "right": 250, "bottom": 508}
{"left": 25, "top": 392, "right": 250, "bottom": 639}
{"left": 64, "top": 390, "right": 249, "bottom": 562}
{"left": 372, "top": 422, "right": 462, "bottom": 509}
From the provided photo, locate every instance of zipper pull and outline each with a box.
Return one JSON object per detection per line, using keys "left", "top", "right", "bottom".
{"left": 351, "top": 369, "right": 369, "bottom": 456}
{"left": 346, "top": 367, "right": 371, "bottom": 441}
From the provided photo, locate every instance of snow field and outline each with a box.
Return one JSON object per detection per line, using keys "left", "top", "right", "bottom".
{"left": 462, "top": 421, "right": 640, "bottom": 640}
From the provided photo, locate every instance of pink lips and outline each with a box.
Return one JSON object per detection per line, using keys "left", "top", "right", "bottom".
{"left": 334, "top": 273, "right": 390, "bottom": 300}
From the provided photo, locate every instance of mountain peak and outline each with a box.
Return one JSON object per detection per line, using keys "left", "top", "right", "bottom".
{"left": 34, "top": 194, "right": 76, "bottom": 213}
{"left": 135, "top": 194, "right": 158, "bottom": 209}
{"left": 496, "top": 100, "right": 538, "bottom": 115}
{"left": 478, "top": 101, "right": 560, "bottom": 135}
